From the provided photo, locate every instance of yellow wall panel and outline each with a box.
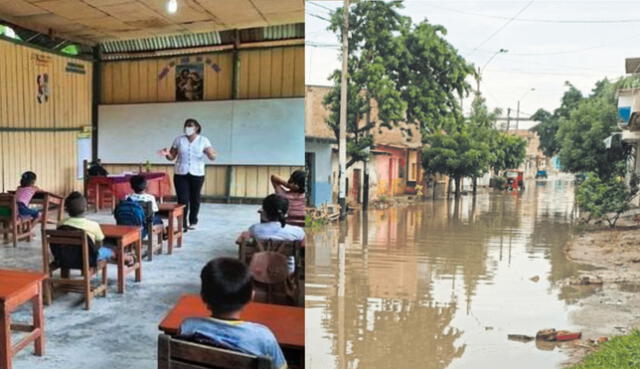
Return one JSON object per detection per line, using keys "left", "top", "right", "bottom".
{"left": 0, "top": 39, "right": 92, "bottom": 195}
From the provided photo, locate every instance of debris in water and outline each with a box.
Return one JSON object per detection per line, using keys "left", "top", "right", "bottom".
{"left": 530, "top": 275, "right": 540, "bottom": 282}
{"left": 567, "top": 275, "right": 604, "bottom": 286}
{"left": 536, "top": 328, "right": 557, "bottom": 342}
{"left": 556, "top": 331, "right": 582, "bottom": 341}
{"left": 508, "top": 334, "right": 534, "bottom": 343}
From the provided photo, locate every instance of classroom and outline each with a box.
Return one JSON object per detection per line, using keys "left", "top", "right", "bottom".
{"left": 0, "top": 1, "right": 305, "bottom": 368}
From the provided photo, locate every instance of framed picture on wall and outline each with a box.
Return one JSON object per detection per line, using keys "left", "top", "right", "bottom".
{"left": 175, "top": 63, "right": 204, "bottom": 101}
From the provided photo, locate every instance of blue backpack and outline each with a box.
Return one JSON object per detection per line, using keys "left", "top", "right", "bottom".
{"left": 114, "top": 198, "right": 145, "bottom": 229}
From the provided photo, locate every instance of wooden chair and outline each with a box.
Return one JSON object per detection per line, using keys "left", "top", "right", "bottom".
{"left": 242, "top": 239, "right": 303, "bottom": 306}
{"left": 138, "top": 200, "right": 164, "bottom": 261}
{"left": 158, "top": 334, "right": 272, "bottom": 369}
{"left": 83, "top": 159, "right": 114, "bottom": 211}
{"left": 0, "top": 193, "right": 39, "bottom": 247}
{"left": 43, "top": 228, "right": 108, "bottom": 310}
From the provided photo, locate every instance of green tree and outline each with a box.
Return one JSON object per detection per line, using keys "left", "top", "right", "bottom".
{"left": 422, "top": 123, "right": 492, "bottom": 197}
{"left": 324, "top": 1, "right": 408, "bottom": 167}
{"left": 556, "top": 93, "right": 628, "bottom": 179}
{"left": 398, "top": 21, "right": 474, "bottom": 135}
{"left": 576, "top": 173, "right": 639, "bottom": 227}
{"left": 531, "top": 82, "right": 583, "bottom": 157}
{"left": 492, "top": 133, "right": 527, "bottom": 173}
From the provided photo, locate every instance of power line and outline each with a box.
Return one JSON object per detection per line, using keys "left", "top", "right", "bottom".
{"left": 424, "top": 3, "right": 640, "bottom": 24}
{"left": 471, "top": 0, "right": 535, "bottom": 52}
{"left": 307, "top": 1, "right": 334, "bottom": 12}
{"left": 308, "top": 12, "right": 332, "bottom": 23}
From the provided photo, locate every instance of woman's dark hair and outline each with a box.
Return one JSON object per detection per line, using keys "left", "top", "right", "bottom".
{"left": 262, "top": 194, "right": 289, "bottom": 228}
{"left": 130, "top": 175, "right": 147, "bottom": 194}
{"left": 64, "top": 191, "right": 87, "bottom": 217}
{"left": 288, "top": 170, "right": 306, "bottom": 193}
{"left": 184, "top": 118, "right": 202, "bottom": 134}
{"left": 200, "top": 258, "right": 253, "bottom": 315}
{"left": 20, "top": 171, "right": 37, "bottom": 187}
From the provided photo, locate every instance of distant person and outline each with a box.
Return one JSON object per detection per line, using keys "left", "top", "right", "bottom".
{"left": 159, "top": 118, "right": 216, "bottom": 231}
{"left": 60, "top": 192, "right": 134, "bottom": 265}
{"left": 270, "top": 170, "right": 306, "bottom": 227}
{"left": 15, "top": 171, "right": 41, "bottom": 221}
{"left": 179, "top": 258, "right": 288, "bottom": 369}
{"left": 87, "top": 159, "right": 108, "bottom": 176}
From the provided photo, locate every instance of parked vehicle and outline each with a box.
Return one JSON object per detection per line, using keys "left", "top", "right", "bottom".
{"left": 535, "top": 170, "right": 548, "bottom": 179}
{"left": 505, "top": 170, "right": 525, "bottom": 192}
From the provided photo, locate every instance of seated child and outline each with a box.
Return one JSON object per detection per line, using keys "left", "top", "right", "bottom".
{"left": 60, "top": 191, "right": 134, "bottom": 265}
{"left": 270, "top": 171, "right": 306, "bottom": 227}
{"left": 15, "top": 171, "right": 41, "bottom": 221}
{"left": 249, "top": 194, "right": 304, "bottom": 274}
{"left": 180, "top": 258, "right": 287, "bottom": 369}
{"left": 125, "top": 175, "right": 163, "bottom": 225}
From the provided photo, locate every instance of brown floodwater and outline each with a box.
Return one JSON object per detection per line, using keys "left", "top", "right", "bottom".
{"left": 306, "top": 179, "right": 593, "bottom": 369}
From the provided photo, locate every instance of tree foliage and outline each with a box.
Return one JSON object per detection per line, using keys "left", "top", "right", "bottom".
{"left": 556, "top": 79, "right": 629, "bottom": 179}
{"left": 530, "top": 82, "right": 583, "bottom": 157}
{"left": 323, "top": 1, "right": 474, "bottom": 167}
{"left": 576, "top": 173, "right": 639, "bottom": 227}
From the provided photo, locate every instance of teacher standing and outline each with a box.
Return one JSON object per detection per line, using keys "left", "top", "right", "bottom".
{"left": 160, "top": 118, "right": 216, "bottom": 231}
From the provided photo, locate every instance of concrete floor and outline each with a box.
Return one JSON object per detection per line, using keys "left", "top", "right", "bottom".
{"left": 1, "top": 203, "right": 259, "bottom": 369}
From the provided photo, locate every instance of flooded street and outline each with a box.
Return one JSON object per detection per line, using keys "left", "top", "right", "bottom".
{"left": 306, "top": 179, "right": 595, "bottom": 369}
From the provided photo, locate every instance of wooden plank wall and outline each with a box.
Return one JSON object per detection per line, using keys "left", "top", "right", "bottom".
{"left": 102, "top": 164, "right": 302, "bottom": 200}
{"left": 100, "top": 46, "right": 304, "bottom": 104}
{"left": 0, "top": 39, "right": 92, "bottom": 195}
{"left": 99, "top": 45, "right": 304, "bottom": 200}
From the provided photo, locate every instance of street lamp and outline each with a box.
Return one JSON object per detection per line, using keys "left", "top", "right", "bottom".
{"left": 476, "top": 48, "right": 508, "bottom": 94}
{"left": 515, "top": 88, "right": 535, "bottom": 130}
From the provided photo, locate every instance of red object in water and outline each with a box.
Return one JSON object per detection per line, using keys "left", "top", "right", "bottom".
{"left": 504, "top": 170, "right": 525, "bottom": 192}
{"left": 556, "top": 331, "right": 582, "bottom": 341}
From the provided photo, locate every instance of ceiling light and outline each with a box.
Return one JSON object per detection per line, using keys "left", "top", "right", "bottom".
{"left": 167, "top": 0, "right": 178, "bottom": 14}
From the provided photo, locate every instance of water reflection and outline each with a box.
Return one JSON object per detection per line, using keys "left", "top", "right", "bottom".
{"left": 306, "top": 179, "right": 589, "bottom": 369}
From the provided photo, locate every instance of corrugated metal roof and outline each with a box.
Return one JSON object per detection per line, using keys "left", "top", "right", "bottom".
{"left": 263, "top": 23, "right": 304, "bottom": 40}
{"left": 100, "top": 31, "right": 222, "bottom": 53}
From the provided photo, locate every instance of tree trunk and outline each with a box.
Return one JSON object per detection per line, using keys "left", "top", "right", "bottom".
{"left": 432, "top": 176, "right": 437, "bottom": 199}
{"left": 472, "top": 176, "right": 478, "bottom": 195}
{"left": 454, "top": 176, "right": 462, "bottom": 198}
{"left": 447, "top": 177, "right": 453, "bottom": 197}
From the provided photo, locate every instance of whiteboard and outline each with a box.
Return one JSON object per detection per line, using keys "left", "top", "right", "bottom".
{"left": 98, "top": 98, "right": 304, "bottom": 165}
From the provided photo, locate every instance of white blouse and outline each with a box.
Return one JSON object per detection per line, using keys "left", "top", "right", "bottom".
{"left": 171, "top": 135, "right": 212, "bottom": 176}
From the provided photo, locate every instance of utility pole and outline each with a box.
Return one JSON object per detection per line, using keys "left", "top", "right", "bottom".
{"left": 515, "top": 100, "right": 520, "bottom": 131}
{"left": 338, "top": 0, "right": 349, "bottom": 220}
{"left": 506, "top": 107, "right": 511, "bottom": 131}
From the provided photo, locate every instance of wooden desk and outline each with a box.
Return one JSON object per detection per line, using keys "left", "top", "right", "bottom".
{"left": 0, "top": 269, "right": 47, "bottom": 369}
{"left": 100, "top": 224, "right": 142, "bottom": 294}
{"left": 88, "top": 172, "right": 170, "bottom": 211}
{"left": 159, "top": 294, "right": 304, "bottom": 351}
{"left": 157, "top": 203, "right": 184, "bottom": 255}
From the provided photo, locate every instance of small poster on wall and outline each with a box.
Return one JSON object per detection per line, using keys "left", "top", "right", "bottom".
{"left": 175, "top": 63, "right": 204, "bottom": 101}
{"left": 36, "top": 73, "right": 49, "bottom": 103}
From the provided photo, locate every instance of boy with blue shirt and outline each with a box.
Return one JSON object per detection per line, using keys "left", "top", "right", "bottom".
{"left": 179, "top": 258, "right": 287, "bottom": 369}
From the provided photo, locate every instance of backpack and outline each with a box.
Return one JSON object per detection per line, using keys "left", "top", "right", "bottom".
{"left": 114, "top": 198, "right": 145, "bottom": 228}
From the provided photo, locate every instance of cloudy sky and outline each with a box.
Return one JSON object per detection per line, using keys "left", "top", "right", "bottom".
{"left": 305, "top": 0, "right": 639, "bottom": 128}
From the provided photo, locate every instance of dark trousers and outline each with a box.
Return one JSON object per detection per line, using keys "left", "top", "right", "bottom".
{"left": 174, "top": 174, "right": 205, "bottom": 228}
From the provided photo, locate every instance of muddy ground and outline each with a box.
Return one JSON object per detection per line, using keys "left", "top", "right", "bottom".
{"left": 560, "top": 224, "right": 640, "bottom": 366}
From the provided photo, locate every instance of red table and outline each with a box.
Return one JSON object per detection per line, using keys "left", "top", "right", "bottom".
{"left": 159, "top": 294, "right": 304, "bottom": 351}
{"left": 0, "top": 269, "right": 47, "bottom": 369}
{"left": 87, "top": 172, "right": 171, "bottom": 210}
{"left": 100, "top": 224, "right": 142, "bottom": 293}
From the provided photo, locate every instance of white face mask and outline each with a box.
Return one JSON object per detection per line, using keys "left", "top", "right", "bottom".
{"left": 184, "top": 127, "right": 196, "bottom": 136}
